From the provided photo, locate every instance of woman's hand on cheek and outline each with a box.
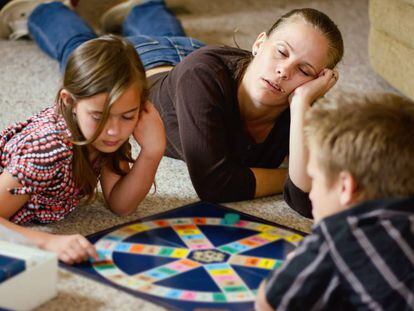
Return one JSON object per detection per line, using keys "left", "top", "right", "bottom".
{"left": 133, "top": 101, "right": 166, "bottom": 159}
{"left": 289, "top": 68, "right": 339, "bottom": 112}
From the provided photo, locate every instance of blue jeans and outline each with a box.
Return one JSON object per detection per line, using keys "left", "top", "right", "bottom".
{"left": 28, "top": 0, "right": 205, "bottom": 72}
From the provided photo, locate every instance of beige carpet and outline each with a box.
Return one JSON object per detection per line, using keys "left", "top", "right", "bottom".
{"left": 0, "top": 0, "right": 397, "bottom": 310}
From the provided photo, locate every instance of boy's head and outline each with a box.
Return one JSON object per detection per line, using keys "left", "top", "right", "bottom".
{"left": 305, "top": 92, "right": 414, "bottom": 222}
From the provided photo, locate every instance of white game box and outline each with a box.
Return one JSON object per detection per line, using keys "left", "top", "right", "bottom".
{"left": 0, "top": 232, "right": 58, "bottom": 310}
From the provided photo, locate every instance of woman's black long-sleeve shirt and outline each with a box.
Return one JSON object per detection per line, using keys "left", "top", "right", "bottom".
{"left": 148, "top": 45, "right": 312, "bottom": 218}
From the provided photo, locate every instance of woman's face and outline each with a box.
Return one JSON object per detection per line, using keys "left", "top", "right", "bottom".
{"left": 72, "top": 83, "right": 141, "bottom": 154}
{"left": 243, "top": 19, "right": 330, "bottom": 108}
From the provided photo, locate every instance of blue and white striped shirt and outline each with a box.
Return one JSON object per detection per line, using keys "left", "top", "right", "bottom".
{"left": 265, "top": 196, "right": 414, "bottom": 310}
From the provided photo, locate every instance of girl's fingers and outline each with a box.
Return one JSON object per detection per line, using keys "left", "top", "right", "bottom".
{"left": 59, "top": 252, "right": 73, "bottom": 265}
{"left": 67, "top": 242, "right": 87, "bottom": 263}
{"left": 141, "top": 101, "right": 154, "bottom": 113}
{"left": 62, "top": 235, "right": 92, "bottom": 263}
{"left": 63, "top": 249, "right": 78, "bottom": 264}
{"left": 77, "top": 236, "right": 99, "bottom": 260}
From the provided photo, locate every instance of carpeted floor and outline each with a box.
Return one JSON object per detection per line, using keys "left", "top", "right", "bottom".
{"left": 0, "top": 0, "right": 397, "bottom": 309}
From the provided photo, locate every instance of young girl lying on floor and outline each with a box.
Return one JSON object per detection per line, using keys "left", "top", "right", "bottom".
{"left": 0, "top": 35, "right": 166, "bottom": 264}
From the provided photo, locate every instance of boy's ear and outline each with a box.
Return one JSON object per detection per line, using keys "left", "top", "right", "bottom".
{"left": 338, "top": 171, "right": 358, "bottom": 207}
{"left": 252, "top": 32, "right": 267, "bottom": 56}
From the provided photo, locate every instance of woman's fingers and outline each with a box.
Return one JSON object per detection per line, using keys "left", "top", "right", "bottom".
{"left": 327, "top": 69, "right": 339, "bottom": 90}
{"left": 333, "top": 69, "right": 339, "bottom": 80}
{"left": 318, "top": 68, "right": 339, "bottom": 93}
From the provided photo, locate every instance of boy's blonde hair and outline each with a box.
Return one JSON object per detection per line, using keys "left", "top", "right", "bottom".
{"left": 305, "top": 92, "right": 414, "bottom": 201}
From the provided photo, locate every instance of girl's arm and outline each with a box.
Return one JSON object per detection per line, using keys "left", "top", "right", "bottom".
{"left": 101, "top": 102, "right": 166, "bottom": 216}
{"left": 288, "top": 69, "right": 338, "bottom": 192}
{"left": 0, "top": 172, "right": 98, "bottom": 264}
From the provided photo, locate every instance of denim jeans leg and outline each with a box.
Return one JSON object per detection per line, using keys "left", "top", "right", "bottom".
{"left": 123, "top": 0, "right": 185, "bottom": 37}
{"left": 28, "top": 2, "right": 97, "bottom": 72}
{"left": 127, "top": 35, "right": 205, "bottom": 70}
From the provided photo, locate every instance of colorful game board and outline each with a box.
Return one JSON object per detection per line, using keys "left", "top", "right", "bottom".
{"left": 63, "top": 202, "right": 306, "bottom": 310}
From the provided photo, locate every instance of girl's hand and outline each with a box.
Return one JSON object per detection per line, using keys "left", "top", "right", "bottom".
{"left": 133, "top": 101, "right": 166, "bottom": 159}
{"left": 43, "top": 233, "right": 99, "bottom": 265}
{"left": 289, "top": 68, "right": 338, "bottom": 112}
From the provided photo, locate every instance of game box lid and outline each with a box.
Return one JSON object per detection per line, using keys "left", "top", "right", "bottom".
{"left": 0, "top": 241, "right": 58, "bottom": 310}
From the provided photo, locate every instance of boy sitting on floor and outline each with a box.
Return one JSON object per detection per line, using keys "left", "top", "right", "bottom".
{"left": 256, "top": 92, "right": 414, "bottom": 310}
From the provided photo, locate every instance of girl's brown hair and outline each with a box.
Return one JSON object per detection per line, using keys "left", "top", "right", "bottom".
{"left": 56, "top": 35, "right": 148, "bottom": 201}
{"left": 235, "top": 8, "right": 344, "bottom": 82}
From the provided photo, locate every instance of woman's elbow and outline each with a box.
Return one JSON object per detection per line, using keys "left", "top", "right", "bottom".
{"left": 196, "top": 188, "right": 224, "bottom": 202}
{"left": 190, "top": 170, "right": 254, "bottom": 203}
{"left": 194, "top": 182, "right": 245, "bottom": 203}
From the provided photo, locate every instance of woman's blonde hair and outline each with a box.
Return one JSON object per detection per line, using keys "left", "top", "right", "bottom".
{"left": 56, "top": 35, "right": 148, "bottom": 201}
{"left": 305, "top": 92, "right": 414, "bottom": 201}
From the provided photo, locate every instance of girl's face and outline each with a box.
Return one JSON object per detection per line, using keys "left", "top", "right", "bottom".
{"left": 243, "top": 20, "right": 330, "bottom": 108}
{"left": 73, "top": 83, "right": 141, "bottom": 154}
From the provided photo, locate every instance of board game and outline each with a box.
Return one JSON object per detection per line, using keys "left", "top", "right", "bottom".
{"left": 63, "top": 201, "right": 306, "bottom": 310}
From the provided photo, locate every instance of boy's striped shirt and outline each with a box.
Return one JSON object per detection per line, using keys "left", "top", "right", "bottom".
{"left": 265, "top": 196, "right": 414, "bottom": 310}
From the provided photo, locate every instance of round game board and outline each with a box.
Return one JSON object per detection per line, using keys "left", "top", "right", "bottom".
{"left": 91, "top": 216, "right": 303, "bottom": 306}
